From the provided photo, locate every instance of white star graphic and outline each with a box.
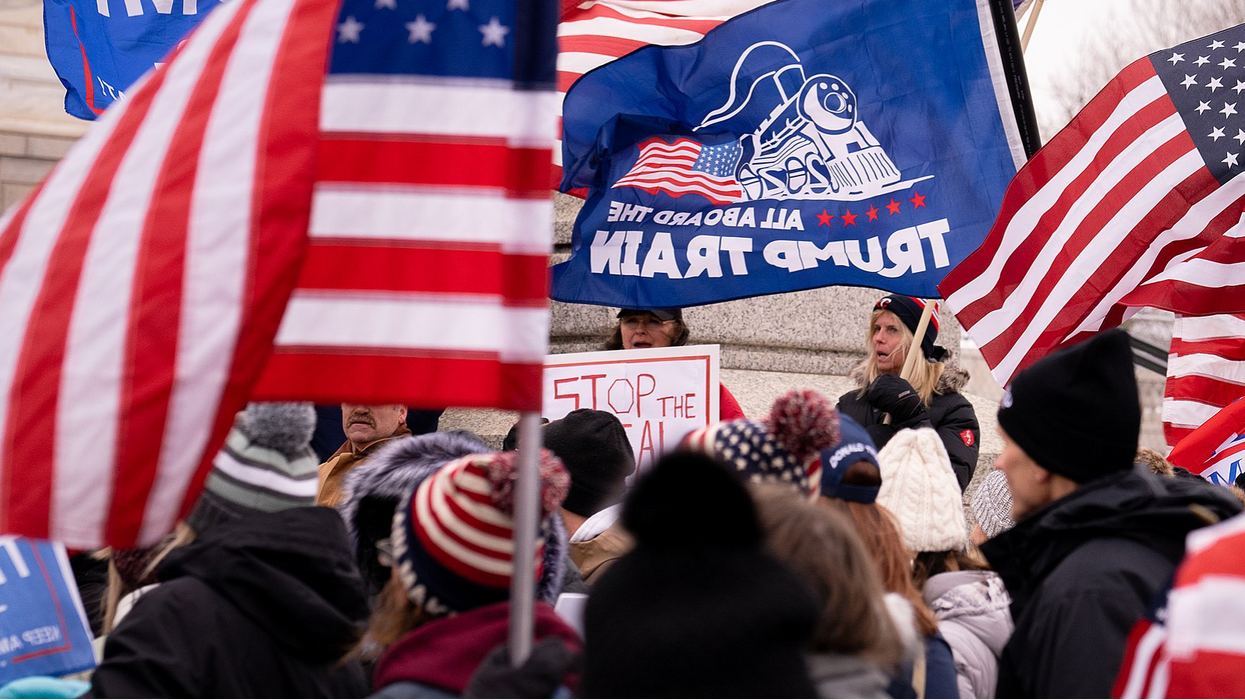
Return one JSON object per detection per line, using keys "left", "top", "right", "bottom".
{"left": 447, "top": 0, "right": 468, "bottom": 9}
{"left": 1182, "top": 74, "right": 1198, "bottom": 88}
{"left": 1210, "top": 126, "right": 1226, "bottom": 141}
{"left": 1168, "top": 52, "right": 1184, "bottom": 65}
{"left": 406, "top": 14, "right": 435, "bottom": 43}
{"left": 1221, "top": 58, "right": 1238, "bottom": 70}
{"left": 1224, "top": 152, "right": 1240, "bottom": 168}
{"left": 1210, "top": 39, "right": 1225, "bottom": 50}
{"left": 337, "top": 15, "right": 363, "bottom": 42}
{"left": 1235, "top": 129, "right": 1245, "bottom": 145}
{"left": 1196, "top": 55, "right": 1211, "bottom": 66}
{"left": 1196, "top": 100, "right": 1212, "bottom": 114}
{"left": 374, "top": 0, "right": 396, "bottom": 9}
{"left": 479, "top": 16, "right": 509, "bottom": 47}
{"left": 1236, "top": 41, "right": 1245, "bottom": 53}
{"left": 1234, "top": 80, "right": 1245, "bottom": 95}
{"left": 1222, "top": 101, "right": 1239, "bottom": 118}
{"left": 1208, "top": 76, "right": 1224, "bottom": 92}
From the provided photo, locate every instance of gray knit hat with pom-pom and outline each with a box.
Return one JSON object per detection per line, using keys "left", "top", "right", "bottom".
{"left": 187, "top": 402, "right": 319, "bottom": 533}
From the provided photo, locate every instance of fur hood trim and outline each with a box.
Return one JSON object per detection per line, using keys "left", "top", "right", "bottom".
{"left": 848, "top": 357, "right": 970, "bottom": 395}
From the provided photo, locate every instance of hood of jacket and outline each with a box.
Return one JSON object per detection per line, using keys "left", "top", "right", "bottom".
{"left": 158, "top": 506, "right": 369, "bottom": 663}
{"left": 923, "top": 570, "right": 1012, "bottom": 656}
{"left": 372, "top": 600, "right": 582, "bottom": 695}
{"left": 981, "top": 467, "right": 1242, "bottom": 610}
{"left": 849, "top": 357, "right": 970, "bottom": 395}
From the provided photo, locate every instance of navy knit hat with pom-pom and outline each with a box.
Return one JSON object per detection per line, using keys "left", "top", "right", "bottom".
{"left": 681, "top": 389, "right": 840, "bottom": 499}
{"left": 391, "top": 450, "right": 570, "bottom": 617}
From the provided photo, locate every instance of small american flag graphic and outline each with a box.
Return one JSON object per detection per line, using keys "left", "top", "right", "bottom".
{"left": 613, "top": 137, "right": 744, "bottom": 204}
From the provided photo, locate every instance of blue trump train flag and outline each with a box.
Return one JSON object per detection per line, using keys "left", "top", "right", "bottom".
{"left": 552, "top": 0, "right": 1036, "bottom": 308}
{"left": 44, "top": 0, "right": 222, "bottom": 119}
{"left": 0, "top": 539, "right": 95, "bottom": 683}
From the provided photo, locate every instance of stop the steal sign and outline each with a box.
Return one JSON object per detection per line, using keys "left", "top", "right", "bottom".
{"left": 543, "top": 345, "right": 721, "bottom": 470}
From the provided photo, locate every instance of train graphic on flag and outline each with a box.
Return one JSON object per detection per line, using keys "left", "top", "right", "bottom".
{"left": 613, "top": 41, "right": 930, "bottom": 204}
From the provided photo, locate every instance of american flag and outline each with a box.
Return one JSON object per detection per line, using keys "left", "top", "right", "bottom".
{"left": 0, "top": 0, "right": 556, "bottom": 548}
{"left": 1163, "top": 313, "right": 1245, "bottom": 447}
{"left": 249, "top": 0, "right": 557, "bottom": 410}
{"left": 940, "top": 23, "right": 1245, "bottom": 387}
{"left": 1166, "top": 390, "right": 1245, "bottom": 484}
{"left": 612, "top": 137, "right": 744, "bottom": 204}
{"left": 1115, "top": 514, "right": 1245, "bottom": 699}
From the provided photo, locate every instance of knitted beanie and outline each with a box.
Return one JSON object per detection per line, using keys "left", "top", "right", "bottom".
{"left": 819, "top": 413, "right": 881, "bottom": 503}
{"left": 874, "top": 295, "right": 945, "bottom": 361}
{"left": 392, "top": 450, "right": 570, "bottom": 617}
{"left": 187, "top": 402, "right": 319, "bottom": 533}
{"left": 876, "top": 428, "right": 968, "bottom": 553}
{"left": 542, "top": 409, "right": 636, "bottom": 517}
{"left": 970, "top": 469, "right": 1015, "bottom": 539}
{"left": 997, "top": 328, "right": 1140, "bottom": 482}
{"left": 682, "top": 389, "right": 840, "bottom": 499}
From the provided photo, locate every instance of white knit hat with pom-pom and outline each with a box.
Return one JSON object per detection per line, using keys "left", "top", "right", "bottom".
{"left": 876, "top": 427, "right": 967, "bottom": 553}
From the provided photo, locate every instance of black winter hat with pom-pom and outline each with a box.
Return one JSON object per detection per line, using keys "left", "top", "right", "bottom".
{"left": 680, "top": 388, "right": 840, "bottom": 499}
{"left": 581, "top": 451, "right": 818, "bottom": 698}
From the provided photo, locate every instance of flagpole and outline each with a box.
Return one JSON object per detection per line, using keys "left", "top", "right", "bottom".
{"left": 1020, "top": 0, "right": 1046, "bottom": 54}
{"left": 884, "top": 300, "right": 936, "bottom": 426}
{"left": 508, "top": 410, "right": 543, "bottom": 666}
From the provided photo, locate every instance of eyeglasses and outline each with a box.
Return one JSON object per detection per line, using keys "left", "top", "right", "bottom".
{"left": 620, "top": 317, "right": 675, "bottom": 330}
{"left": 375, "top": 538, "right": 394, "bottom": 567}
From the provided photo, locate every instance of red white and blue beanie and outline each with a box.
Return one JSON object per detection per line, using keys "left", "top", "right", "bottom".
{"left": 682, "top": 389, "right": 840, "bottom": 500}
{"left": 391, "top": 450, "right": 570, "bottom": 617}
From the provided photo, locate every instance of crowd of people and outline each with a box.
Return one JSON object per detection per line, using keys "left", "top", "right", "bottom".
{"left": 3, "top": 295, "right": 1242, "bottom": 699}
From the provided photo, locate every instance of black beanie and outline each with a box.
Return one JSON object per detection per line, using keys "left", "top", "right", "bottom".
{"left": 543, "top": 409, "right": 635, "bottom": 517}
{"left": 997, "top": 328, "right": 1140, "bottom": 482}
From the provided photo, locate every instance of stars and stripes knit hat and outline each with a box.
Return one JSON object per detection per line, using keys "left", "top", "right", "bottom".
{"left": 391, "top": 450, "right": 570, "bottom": 617}
{"left": 682, "top": 389, "right": 840, "bottom": 500}
{"left": 186, "top": 402, "right": 319, "bottom": 533}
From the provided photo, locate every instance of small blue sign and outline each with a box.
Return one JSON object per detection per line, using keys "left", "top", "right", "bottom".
{"left": 0, "top": 539, "right": 95, "bottom": 683}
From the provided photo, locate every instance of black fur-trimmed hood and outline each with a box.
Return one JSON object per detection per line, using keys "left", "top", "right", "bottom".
{"left": 847, "top": 356, "right": 970, "bottom": 395}
{"left": 335, "top": 431, "right": 571, "bottom": 605}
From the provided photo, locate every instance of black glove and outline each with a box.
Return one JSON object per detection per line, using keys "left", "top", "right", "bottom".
{"left": 864, "top": 374, "right": 926, "bottom": 423}
{"left": 464, "top": 637, "right": 578, "bottom": 699}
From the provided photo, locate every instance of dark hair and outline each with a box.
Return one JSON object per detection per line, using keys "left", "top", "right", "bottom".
{"left": 911, "top": 549, "right": 990, "bottom": 590}
{"left": 603, "top": 313, "right": 690, "bottom": 350}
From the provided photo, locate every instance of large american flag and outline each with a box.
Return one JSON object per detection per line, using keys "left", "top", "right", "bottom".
{"left": 940, "top": 23, "right": 1245, "bottom": 387}
{"left": 613, "top": 137, "right": 744, "bottom": 204}
{"left": 0, "top": 0, "right": 556, "bottom": 548}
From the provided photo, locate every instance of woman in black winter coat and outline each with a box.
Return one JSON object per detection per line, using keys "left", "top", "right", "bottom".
{"left": 837, "top": 295, "right": 980, "bottom": 490}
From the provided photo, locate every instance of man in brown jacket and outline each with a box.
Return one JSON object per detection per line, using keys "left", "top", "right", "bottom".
{"left": 317, "top": 403, "right": 410, "bottom": 507}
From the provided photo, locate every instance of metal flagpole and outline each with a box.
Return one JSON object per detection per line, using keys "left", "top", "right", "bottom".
{"left": 508, "top": 411, "right": 544, "bottom": 666}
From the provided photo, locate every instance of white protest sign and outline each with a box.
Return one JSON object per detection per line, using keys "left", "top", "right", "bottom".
{"left": 543, "top": 345, "right": 720, "bottom": 469}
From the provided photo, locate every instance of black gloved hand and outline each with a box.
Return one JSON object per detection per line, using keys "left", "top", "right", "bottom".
{"left": 464, "top": 637, "right": 578, "bottom": 699}
{"left": 864, "top": 374, "right": 926, "bottom": 423}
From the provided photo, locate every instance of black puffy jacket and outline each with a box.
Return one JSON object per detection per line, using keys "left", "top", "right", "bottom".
{"left": 981, "top": 468, "right": 1242, "bottom": 698}
{"left": 90, "top": 507, "right": 370, "bottom": 698}
{"left": 837, "top": 359, "right": 979, "bottom": 490}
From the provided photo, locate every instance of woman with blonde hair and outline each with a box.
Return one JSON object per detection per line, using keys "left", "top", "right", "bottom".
{"left": 837, "top": 294, "right": 979, "bottom": 490}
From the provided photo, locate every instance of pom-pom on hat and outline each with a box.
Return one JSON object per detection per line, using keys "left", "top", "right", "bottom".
{"left": 876, "top": 428, "right": 967, "bottom": 553}
{"left": 392, "top": 450, "right": 570, "bottom": 617}
{"left": 187, "top": 402, "right": 319, "bottom": 534}
{"left": 682, "top": 389, "right": 840, "bottom": 499}
{"left": 819, "top": 413, "right": 881, "bottom": 504}
{"left": 874, "top": 295, "right": 945, "bottom": 361}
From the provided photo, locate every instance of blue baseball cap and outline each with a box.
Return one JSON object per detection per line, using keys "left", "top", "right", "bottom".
{"left": 818, "top": 414, "right": 881, "bottom": 503}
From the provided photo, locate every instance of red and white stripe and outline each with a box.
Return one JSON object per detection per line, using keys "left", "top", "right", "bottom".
{"left": 1163, "top": 314, "right": 1245, "bottom": 447}
{"left": 0, "top": 0, "right": 335, "bottom": 548}
{"left": 940, "top": 57, "right": 1245, "bottom": 387}
{"left": 1115, "top": 514, "right": 1245, "bottom": 698}
{"left": 554, "top": 0, "right": 771, "bottom": 182}
{"left": 249, "top": 68, "right": 557, "bottom": 411}
{"left": 613, "top": 138, "right": 743, "bottom": 204}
